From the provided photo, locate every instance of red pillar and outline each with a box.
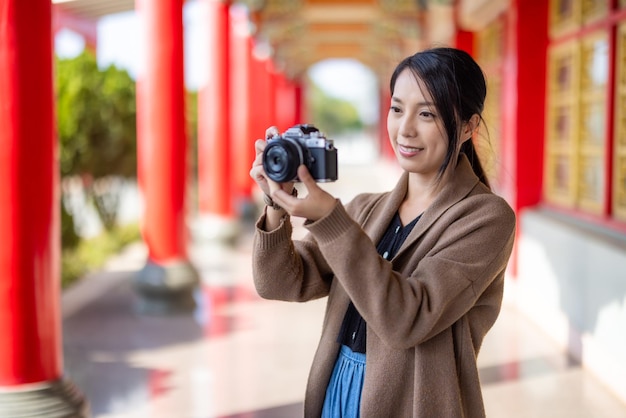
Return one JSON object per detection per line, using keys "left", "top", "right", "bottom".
{"left": 135, "top": 0, "right": 199, "bottom": 313}
{"left": 249, "top": 53, "right": 275, "bottom": 143}
{"left": 453, "top": 0, "right": 474, "bottom": 55}
{"left": 196, "top": 0, "right": 239, "bottom": 240}
{"left": 498, "top": 0, "right": 548, "bottom": 276}
{"left": 230, "top": 5, "right": 256, "bottom": 217}
{"left": 455, "top": 29, "right": 474, "bottom": 55}
{"left": 198, "top": 0, "right": 232, "bottom": 218}
{"left": 265, "top": 58, "right": 278, "bottom": 130}
{"left": 512, "top": 0, "right": 547, "bottom": 211}
{"left": 500, "top": 0, "right": 547, "bottom": 211}
{"left": 293, "top": 80, "right": 304, "bottom": 125}
{"left": 0, "top": 0, "right": 86, "bottom": 414}
{"left": 274, "top": 72, "right": 299, "bottom": 131}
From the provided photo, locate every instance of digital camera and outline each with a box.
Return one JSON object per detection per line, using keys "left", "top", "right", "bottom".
{"left": 262, "top": 124, "right": 338, "bottom": 183}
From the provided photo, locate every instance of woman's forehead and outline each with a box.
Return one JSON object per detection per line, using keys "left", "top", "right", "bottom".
{"left": 393, "top": 69, "right": 434, "bottom": 103}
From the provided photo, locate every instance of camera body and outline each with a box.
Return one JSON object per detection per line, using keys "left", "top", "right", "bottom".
{"left": 262, "top": 124, "right": 338, "bottom": 183}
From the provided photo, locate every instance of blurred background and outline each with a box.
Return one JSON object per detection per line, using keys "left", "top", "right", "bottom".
{"left": 1, "top": 0, "right": 626, "bottom": 417}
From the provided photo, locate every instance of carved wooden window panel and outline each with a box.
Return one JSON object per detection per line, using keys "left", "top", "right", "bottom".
{"left": 550, "top": 0, "right": 581, "bottom": 38}
{"left": 581, "top": 0, "right": 608, "bottom": 24}
{"left": 545, "top": 41, "right": 580, "bottom": 206}
{"left": 578, "top": 31, "right": 608, "bottom": 213}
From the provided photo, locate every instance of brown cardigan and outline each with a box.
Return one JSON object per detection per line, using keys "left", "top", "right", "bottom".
{"left": 252, "top": 155, "right": 516, "bottom": 417}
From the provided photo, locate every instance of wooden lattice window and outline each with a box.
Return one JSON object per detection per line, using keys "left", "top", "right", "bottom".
{"left": 550, "top": 0, "right": 581, "bottom": 37}
{"left": 578, "top": 32, "right": 608, "bottom": 213}
{"left": 546, "top": 24, "right": 610, "bottom": 214}
{"left": 547, "top": 1, "right": 626, "bottom": 221}
{"left": 545, "top": 41, "right": 580, "bottom": 206}
{"left": 614, "top": 23, "right": 626, "bottom": 221}
{"left": 581, "top": 0, "right": 609, "bottom": 24}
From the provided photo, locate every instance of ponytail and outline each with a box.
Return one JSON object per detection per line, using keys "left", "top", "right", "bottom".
{"left": 460, "top": 140, "right": 490, "bottom": 190}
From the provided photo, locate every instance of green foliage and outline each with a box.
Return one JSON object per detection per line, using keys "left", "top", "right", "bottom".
{"left": 55, "top": 50, "right": 137, "bottom": 178}
{"left": 55, "top": 50, "right": 137, "bottom": 231}
{"left": 61, "top": 222, "right": 141, "bottom": 288}
{"left": 307, "top": 81, "right": 364, "bottom": 136}
{"left": 61, "top": 200, "right": 80, "bottom": 250}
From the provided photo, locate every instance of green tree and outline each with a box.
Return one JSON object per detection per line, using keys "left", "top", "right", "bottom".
{"left": 307, "top": 81, "right": 364, "bottom": 136}
{"left": 55, "top": 51, "right": 137, "bottom": 231}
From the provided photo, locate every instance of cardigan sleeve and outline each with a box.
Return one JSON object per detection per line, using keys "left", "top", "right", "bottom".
{"left": 304, "top": 192, "right": 516, "bottom": 349}
{"left": 251, "top": 207, "right": 335, "bottom": 302}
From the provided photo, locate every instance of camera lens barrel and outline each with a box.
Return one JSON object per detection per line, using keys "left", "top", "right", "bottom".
{"left": 262, "top": 139, "right": 305, "bottom": 182}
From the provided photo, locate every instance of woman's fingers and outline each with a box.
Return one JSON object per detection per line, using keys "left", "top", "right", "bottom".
{"left": 251, "top": 138, "right": 270, "bottom": 194}
{"left": 265, "top": 126, "right": 279, "bottom": 139}
{"left": 269, "top": 166, "right": 336, "bottom": 221}
{"left": 254, "top": 139, "right": 266, "bottom": 154}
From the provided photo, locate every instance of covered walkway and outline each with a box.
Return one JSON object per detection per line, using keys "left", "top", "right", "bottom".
{"left": 61, "top": 160, "right": 626, "bottom": 417}
{"left": 2, "top": 0, "right": 626, "bottom": 416}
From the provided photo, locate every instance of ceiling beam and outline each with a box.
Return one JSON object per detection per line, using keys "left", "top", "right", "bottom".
{"left": 52, "top": 0, "right": 440, "bottom": 79}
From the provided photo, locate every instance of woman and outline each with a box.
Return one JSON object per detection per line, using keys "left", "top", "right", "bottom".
{"left": 249, "top": 47, "right": 516, "bottom": 417}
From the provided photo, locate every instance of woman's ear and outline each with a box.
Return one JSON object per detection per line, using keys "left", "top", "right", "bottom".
{"left": 461, "top": 114, "right": 480, "bottom": 143}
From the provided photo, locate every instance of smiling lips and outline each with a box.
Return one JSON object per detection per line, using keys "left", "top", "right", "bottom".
{"left": 398, "top": 144, "right": 424, "bottom": 157}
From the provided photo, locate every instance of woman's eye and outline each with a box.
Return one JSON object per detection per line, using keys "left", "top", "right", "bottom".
{"left": 390, "top": 106, "right": 402, "bottom": 113}
{"left": 419, "top": 111, "right": 435, "bottom": 119}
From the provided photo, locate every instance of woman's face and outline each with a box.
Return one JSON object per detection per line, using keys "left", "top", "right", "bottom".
{"left": 387, "top": 69, "right": 449, "bottom": 183}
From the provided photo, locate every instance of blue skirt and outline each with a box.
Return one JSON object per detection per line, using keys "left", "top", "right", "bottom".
{"left": 321, "top": 345, "right": 366, "bottom": 418}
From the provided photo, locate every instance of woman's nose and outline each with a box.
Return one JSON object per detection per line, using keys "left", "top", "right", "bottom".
{"left": 399, "top": 117, "right": 417, "bottom": 138}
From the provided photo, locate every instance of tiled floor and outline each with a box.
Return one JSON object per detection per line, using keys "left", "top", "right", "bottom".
{"left": 61, "top": 160, "right": 626, "bottom": 418}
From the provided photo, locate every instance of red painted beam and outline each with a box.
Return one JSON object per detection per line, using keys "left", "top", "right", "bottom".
{"left": 52, "top": 7, "right": 98, "bottom": 50}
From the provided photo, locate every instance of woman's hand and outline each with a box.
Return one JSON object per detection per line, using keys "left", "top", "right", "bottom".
{"left": 269, "top": 165, "right": 337, "bottom": 222}
{"left": 249, "top": 126, "right": 294, "bottom": 197}
{"left": 250, "top": 126, "right": 337, "bottom": 225}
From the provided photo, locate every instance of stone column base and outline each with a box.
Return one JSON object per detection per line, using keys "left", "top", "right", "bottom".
{"left": 133, "top": 259, "right": 200, "bottom": 315}
{"left": 0, "top": 378, "right": 88, "bottom": 417}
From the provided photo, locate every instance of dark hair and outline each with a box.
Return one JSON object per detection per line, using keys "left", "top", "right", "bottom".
{"left": 389, "top": 47, "right": 491, "bottom": 189}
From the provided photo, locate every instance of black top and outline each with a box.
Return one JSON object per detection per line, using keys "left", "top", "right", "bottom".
{"left": 337, "top": 211, "right": 421, "bottom": 353}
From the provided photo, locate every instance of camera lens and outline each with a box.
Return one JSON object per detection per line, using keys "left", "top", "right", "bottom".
{"left": 262, "top": 140, "right": 302, "bottom": 182}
